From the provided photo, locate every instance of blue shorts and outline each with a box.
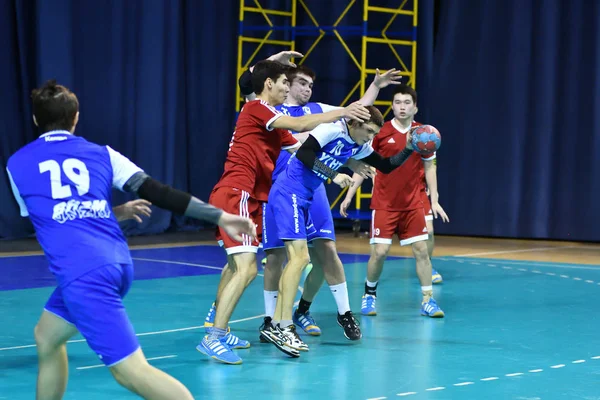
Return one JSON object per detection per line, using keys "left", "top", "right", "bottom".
{"left": 44, "top": 263, "right": 139, "bottom": 367}
{"left": 264, "top": 183, "right": 336, "bottom": 247}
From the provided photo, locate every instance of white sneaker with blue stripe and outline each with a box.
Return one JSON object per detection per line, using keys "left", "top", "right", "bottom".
{"left": 196, "top": 336, "right": 242, "bottom": 365}
{"left": 421, "top": 298, "right": 445, "bottom": 318}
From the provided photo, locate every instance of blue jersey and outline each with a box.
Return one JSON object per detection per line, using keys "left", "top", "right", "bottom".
{"left": 271, "top": 102, "right": 341, "bottom": 181}
{"left": 276, "top": 120, "right": 374, "bottom": 198}
{"left": 7, "top": 130, "right": 143, "bottom": 286}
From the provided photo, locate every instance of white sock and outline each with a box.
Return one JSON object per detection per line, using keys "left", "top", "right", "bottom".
{"left": 366, "top": 280, "right": 378, "bottom": 288}
{"left": 263, "top": 290, "right": 278, "bottom": 318}
{"left": 421, "top": 285, "right": 433, "bottom": 292}
{"left": 330, "top": 282, "right": 351, "bottom": 314}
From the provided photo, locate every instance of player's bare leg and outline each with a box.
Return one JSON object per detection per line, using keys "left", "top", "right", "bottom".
{"left": 258, "top": 248, "right": 286, "bottom": 342}
{"left": 425, "top": 220, "right": 435, "bottom": 258}
{"left": 413, "top": 240, "right": 444, "bottom": 317}
{"left": 291, "top": 247, "right": 325, "bottom": 336}
{"left": 215, "top": 263, "right": 234, "bottom": 307}
{"left": 425, "top": 220, "right": 443, "bottom": 283}
{"left": 263, "top": 248, "right": 286, "bottom": 315}
{"left": 360, "top": 243, "right": 391, "bottom": 316}
{"left": 197, "top": 253, "right": 257, "bottom": 364}
{"left": 214, "top": 253, "right": 258, "bottom": 329}
{"left": 261, "top": 240, "right": 310, "bottom": 355}
{"left": 300, "top": 247, "right": 325, "bottom": 302}
{"left": 35, "top": 311, "right": 78, "bottom": 400}
{"left": 310, "top": 239, "right": 361, "bottom": 340}
{"left": 110, "top": 348, "right": 194, "bottom": 400}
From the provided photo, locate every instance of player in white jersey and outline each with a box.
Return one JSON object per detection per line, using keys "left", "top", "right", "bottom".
{"left": 7, "top": 80, "right": 256, "bottom": 399}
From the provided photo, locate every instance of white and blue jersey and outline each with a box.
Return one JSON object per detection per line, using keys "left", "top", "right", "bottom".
{"left": 7, "top": 130, "right": 142, "bottom": 286}
{"left": 262, "top": 102, "right": 340, "bottom": 249}
{"left": 268, "top": 120, "right": 373, "bottom": 242}
{"left": 271, "top": 102, "right": 341, "bottom": 181}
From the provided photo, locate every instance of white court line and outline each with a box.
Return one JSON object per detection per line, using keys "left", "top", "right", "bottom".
{"left": 453, "top": 382, "right": 474, "bottom": 386}
{"left": 505, "top": 372, "right": 523, "bottom": 377}
{"left": 439, "top": 257, "right": 600, "bottom": 271}
{"left": 77, "top": 355, "right": 177, "bottom": 370}
{"left": 480, "top": 377, "right": 499, "bottom": 381}
{"left": 550, "top": 364, "right": 565, "bottom": 369}
{"left": 572, "top": 360, "right": 586, "bottom": 364}
{"left": 0, "top": 259, "right": 301, "bottom": 352}
{"left": 367, "top": 397, "right": 387, "bottom": 400}
{"left": 132, "top": 257, "right": 224, "bottom": 271}
{"left": 425, "top": 387, "right": 445, "bottom": 391}
{"left": 529, "top": 369, "right": 543, "bottom": 373}
{"left": 396, "top": 393, "right": 417, "bottom": 397}
{"left": 452, "top": 245, "right": 580, "bottom": 258}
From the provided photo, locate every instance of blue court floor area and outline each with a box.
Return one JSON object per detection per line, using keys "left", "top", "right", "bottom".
{"left": 1, "top": 245, "right": 600, "bottom": 399}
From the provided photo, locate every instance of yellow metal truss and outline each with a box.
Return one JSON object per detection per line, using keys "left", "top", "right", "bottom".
{"left": 237, "top": 0, "right": 418, "bottom": 215}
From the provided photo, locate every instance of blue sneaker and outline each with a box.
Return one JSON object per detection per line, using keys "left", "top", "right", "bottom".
{"left": 421, "top": 298, "right": 445, "bottom": 318}
{"left": 361, "top": 294, "right": 377, "bottom": 316}
{"left": 293, "top": 310, "right": 321, "bottom": 336}
{"left": 432, "top": 268, "right": 443, "bottom": 284}
{"left": 204, "top": 302, "right": 216, "bottom": 328}
{"left": 222, "top": 332, "right": 251, "bottom": 349}
{"left": 196, "top": 336, "right": 242, "bottom": 365}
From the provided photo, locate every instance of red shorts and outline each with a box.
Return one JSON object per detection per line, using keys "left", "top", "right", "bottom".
{"left": 370, "top": 208, "right": 429, "bottom": 246}
{"left": 421, "top": 189, "right": 433, "bottom": 221}
{"left": 209, "top": 187, "right": 263, "bottom": 255}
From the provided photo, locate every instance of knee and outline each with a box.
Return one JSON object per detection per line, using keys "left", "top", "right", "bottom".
{"left": 372, "top": 246, "right": 390, "bottom": 262}
{"left": 110, "top": 357, "right": 149, "bottom": 390}
{"left": 240, "top": 262, "right": 258, "bottom": 282}
{"left": 412, "top": 241, "right": 429, "bottom": 260}
{"left": 34, "top": 324, "right": 54, "bottom": 355}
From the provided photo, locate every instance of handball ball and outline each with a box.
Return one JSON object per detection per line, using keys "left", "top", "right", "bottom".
{"left": 410, "top": 125, "right": 441, "bottom": 155}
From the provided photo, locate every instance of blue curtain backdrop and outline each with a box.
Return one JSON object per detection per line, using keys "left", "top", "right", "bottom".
{"left": 1, "top": 0, "right": 598, "bottom": 242}
{"left": 417, "top": 0, "right": 600, "bottom": 242}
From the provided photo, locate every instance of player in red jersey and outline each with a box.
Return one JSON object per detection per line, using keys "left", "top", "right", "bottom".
{"left": 197, "top": 59, "right": 371, "bottom": 364}
{"left": 340, "top": 85, "right": 449, "bottom": 318}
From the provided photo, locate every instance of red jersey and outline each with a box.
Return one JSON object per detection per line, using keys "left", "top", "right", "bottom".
{"left": 214, "top": 100, "right": 298, "bottom": 202}
{"left": 370, "top": 120, "right": 436, "bottom": 211}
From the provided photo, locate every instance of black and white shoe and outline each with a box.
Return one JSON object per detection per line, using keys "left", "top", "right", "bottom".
{"left": 260, "top": 323, "right": 301, "bottom": 358}
{"left": 279, "top": 324, "right": 309, "bottom": 352}
{"left": 337, "top": 311, "right": 362, "bottom": 340}
{"left": 259, "top": 316, "right": 273, "bottom": 343}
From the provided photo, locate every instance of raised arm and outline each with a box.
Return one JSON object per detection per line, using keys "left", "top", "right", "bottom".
{"left": 359, "top": 68, "right": 403, "bottom": 106}
{"left": 270, "top": 102, "right": 370, "bottom": 133}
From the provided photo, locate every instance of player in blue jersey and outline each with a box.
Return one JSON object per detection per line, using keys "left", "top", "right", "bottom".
{"left": 260, "top": 65, "right": 402, "bottom": 340}
{"left": 261, "top": 106, "right": 418, "bottom": 355}
{"left": 6, "top": 80, "right": 257, "bottom": 399}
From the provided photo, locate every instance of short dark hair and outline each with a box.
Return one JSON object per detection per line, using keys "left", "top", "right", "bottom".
{"left": 365, "top": 105, "right": 384, "bottom": 128}
{"left": 392, "top": 84, "right": 418, "bottom": 105}
{"left": 31, "top": 80, "right": 79, "bottom": 133}
{"left": 287, "top": 65, "right": 316, "bottom": 83}
{"left": 251, "top": 60, "right": 289, "bottom": 94}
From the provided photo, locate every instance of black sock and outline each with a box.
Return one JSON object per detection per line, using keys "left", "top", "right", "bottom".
{"left": 365, "top": 282, "right": 378, "bottom": 296}
{"left": 297, "top": 297, "right": 312, "bottom": 315}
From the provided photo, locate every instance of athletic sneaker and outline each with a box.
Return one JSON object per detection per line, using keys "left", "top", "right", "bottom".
{"left": 196, "top": 336, "right": 242, "bottom": 365}
{"left": 259, "top": 316, "right": 274, "bottom": 343}
{"left": 421, "top": 298, "right": 445, "bottom": 318}
{"left": 203, "top": 303, "right": 248, "bottom": 349}
{"left": 293, "top": 309, "right": 321, "bottom": 336}
{"left": 337, "top": 311, "right": 362, "bottom": 340}
{"left": 361, "top": 294, "right": 377, "bottom": 316}
{"left": 432, "top": 268, "right": 443, "bottom": 284}
{"left": 260, "top": 323, "right": 301, "bottom": 357}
